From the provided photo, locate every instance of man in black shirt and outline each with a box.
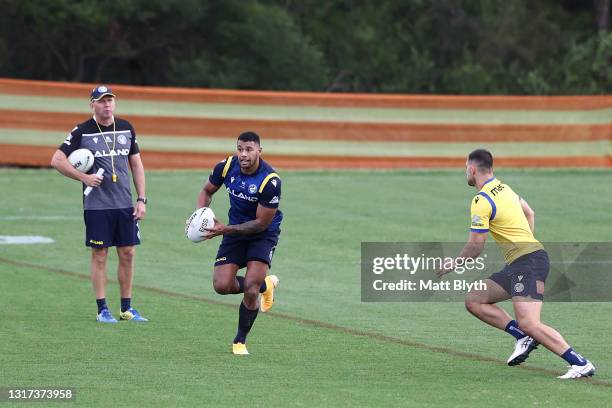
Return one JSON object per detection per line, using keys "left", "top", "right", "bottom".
{"left": 51, "top": 85, "right": 148, "bottom": 323}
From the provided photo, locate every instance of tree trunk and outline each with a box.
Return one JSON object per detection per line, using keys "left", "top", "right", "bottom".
{"left": 594, "top": 0, "right": 610, "bottom": 31}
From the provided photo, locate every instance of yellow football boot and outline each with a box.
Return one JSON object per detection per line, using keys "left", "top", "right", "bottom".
{"left": 232, "top": 343, "right": 249, "bottom": 355}
{"left": 260, "top": 275, "right": 279, "bottom": 313}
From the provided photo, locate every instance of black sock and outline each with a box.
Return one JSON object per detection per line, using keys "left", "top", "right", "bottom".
{"left": 236, "top": 276, "right": 245, "bottom": 293}
{"left": 233, "top": 301, "right": 259, "bottom": 344}
{"left": 234, "top": 276, "right": 267, "bottom": 293}
{"left": 121, "top": 298, "right": 131, "bottom": 313}
{"left": 96, "top": 298, "right": 108, "bottom": 314}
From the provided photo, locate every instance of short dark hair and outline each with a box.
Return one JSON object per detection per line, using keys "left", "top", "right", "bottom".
{"left": 237, "top": 131, "right": 260, "bottom": 145}
{"left": 468, "top": 149, "right": 493, "bottom": 171}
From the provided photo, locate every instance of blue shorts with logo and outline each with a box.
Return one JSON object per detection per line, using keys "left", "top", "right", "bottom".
{"left": 215, "top": 229, "right": 280, "bottom": 269}
{"left": 489, "top": 249, "right": 549, "bottom": 300}
{"left": 84, "top": 208, "right": 140, "bottom": 248}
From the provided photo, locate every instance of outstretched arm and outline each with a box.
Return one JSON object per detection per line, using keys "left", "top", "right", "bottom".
{"left": 437, "top": 231, "right": 487, "bottom": 277}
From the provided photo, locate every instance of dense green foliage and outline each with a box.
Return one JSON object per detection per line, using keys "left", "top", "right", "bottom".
{"left": 0, "top": 0, "right": 610, "bottom": 94}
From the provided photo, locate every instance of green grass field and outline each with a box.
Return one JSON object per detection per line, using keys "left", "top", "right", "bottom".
{"left": 1, "top": 168, "right": 611, "bottom": 407}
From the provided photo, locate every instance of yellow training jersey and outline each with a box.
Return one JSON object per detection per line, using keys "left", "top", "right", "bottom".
{"left": 469, "top": 177, "right": 543, "bottom": 264}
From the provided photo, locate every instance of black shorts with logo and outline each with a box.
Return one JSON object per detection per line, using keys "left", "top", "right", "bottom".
{"left": 489, "top": 250, "right": 549, "bottom": 300}
{"left": 84, "top": 208, "right": 140, "bottom": 248}
{"left": 215, "top": 229, "right": 280, "bottom": 269}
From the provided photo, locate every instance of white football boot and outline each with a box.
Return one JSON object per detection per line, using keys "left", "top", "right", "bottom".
{"left": 507, "top": 336, "right": 538, "bottom": 366}
{"left": 557, "top": 360, "right": 596, "bottom": 379}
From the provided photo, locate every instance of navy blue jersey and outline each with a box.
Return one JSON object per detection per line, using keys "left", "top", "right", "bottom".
{"left": 209, "top": 156, "right": 282, "bottom": 232}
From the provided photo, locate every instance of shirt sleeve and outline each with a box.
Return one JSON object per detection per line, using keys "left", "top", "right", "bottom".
{"left": 208, "top": 158, "right": 229, "bottom": 186}
{"left": 128, "top": 123, "right": 140, "bottom": 155}
{"left": 470, "top": 194, "right": 491, "bottom": 233}
{"left": 259, "top": 176, "right": 281, "bottom": 209}
{"left": 58, "top": 126, "right": 82, "bottom": 156}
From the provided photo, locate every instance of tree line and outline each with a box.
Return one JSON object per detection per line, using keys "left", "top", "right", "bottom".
{"left": 0, "top": 0, "right": 610, "bottom": 94}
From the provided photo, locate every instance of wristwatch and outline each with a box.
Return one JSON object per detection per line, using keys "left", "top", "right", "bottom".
{"left": 136, "top": 197, "right": 148, "bottom": 204}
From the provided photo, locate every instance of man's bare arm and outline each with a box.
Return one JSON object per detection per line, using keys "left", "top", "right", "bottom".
{"left": 520, "top": 197, "right": 535, "bottom": 234}
{"left": 437, "top": 232, "right": 487, "bottom": 277}
{"left": 197, "top": 181, "right": 221, "bottom": 208}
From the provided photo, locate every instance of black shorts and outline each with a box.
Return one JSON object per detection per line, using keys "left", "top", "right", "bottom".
{"left": 489, "top": 250, "right": 549, "bottom": 300}
{"left": 215, "top": 229, "right": 280, "bottom": 269}
{"left": 84, "top": 208, "right": 140, "bottom": 248}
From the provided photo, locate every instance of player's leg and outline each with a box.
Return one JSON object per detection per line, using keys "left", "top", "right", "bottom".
{"left": 91, "top": 247, "right": 112, "bottom": 318}
{"left": 213, "top": 263, "right": 274, "bottom": 295}
{"left": 213, "top": 234, "right": 247, "bottom": 295}
{"left": 511, "top": 250, "right": 594, "bottom": 377}
{"left": 243, "top": 260, "right": 268, "bottom": 309}
{"left": 91, "top": 248, "right": 108, "bottom": 299}
{"left": 115, "top": 209, "right": 147, "bottom": 321}
{"left": 231, "top": 260, "right": 268, "bottom": 355}
{"left": 465, "top": 269, "right": 537, "bottom": 366}
{"left": 116, "top": 245, "right": 135, "bottom": 300}
{"left": 464, "top": 278, "right": 512, "bottom": 330}
{"left": 247, "top": 234, "right": 280, "bottom": 312}
{"left": 213, "top": 235, "right": 271, "bottom": 296}
{"left": 115, "top": 245, "right": 145, "bottom": 321}
{"left": 212, "top": 236, "right": 251, "bottom": 354}
{"left": 213, "top": 263, "right": 242, "bottom": 294}
{"left": 512, "top": 299, "right": 568, "bottom": 354}
{"left": 85, "top": 209, "right": 117, "bottom": 323}
{"left": 513, "top": 294, "right": 595, "bottom": 378}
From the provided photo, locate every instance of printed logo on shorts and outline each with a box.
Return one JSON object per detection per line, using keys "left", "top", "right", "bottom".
{"left": 514, "top": 282, "right": 524, "bottom": 293}
{"left": 216, "top": 257, "right": 227, "bottom": 262}
{"left": 89, "top": 239, "right": 104, "bottom": 245}
{"left": 269, "top": 246, "right": 276, "bottom": 261}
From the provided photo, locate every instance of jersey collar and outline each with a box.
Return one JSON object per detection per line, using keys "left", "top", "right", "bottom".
{"left": 482, "top": 176, "right": 496, "bottom": 187}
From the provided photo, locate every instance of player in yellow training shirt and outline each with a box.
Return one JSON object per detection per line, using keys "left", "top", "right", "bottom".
{"left": 438, "top": 149, "right": 595, "bottom": 379}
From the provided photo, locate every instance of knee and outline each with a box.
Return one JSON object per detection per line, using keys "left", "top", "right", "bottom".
{"left": 243, "top": 281, "right": 260, "bottom": 301}
{"left": 91, "top": 249, "right": 108, "bottom": 265}
{"left": 213, "top": 278, "right": 232, "bottom": 295}
{"left": 516, "top": 318, "right": 539, "bottom": 334}
{"left": 117, "top": 247, "right": 135, "bottom": 263}
{"left": 464, "top": 293, "right": 482, "bottom": 315}
{"left": 465, "top": 299, "right": 480, "bottom": 315}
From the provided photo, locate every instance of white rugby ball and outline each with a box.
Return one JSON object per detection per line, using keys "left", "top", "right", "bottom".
{"left": 68, "top": 148, "right": 94, "bottom": 173}
{"left": 185, "top": 207, "right": 215, "bottom": 243}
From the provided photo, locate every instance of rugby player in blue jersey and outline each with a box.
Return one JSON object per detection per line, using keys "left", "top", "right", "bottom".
{"left": 438, "top": 149, "right": 595, "bottom": 379}
{"left": 196, "top": 132, "right": 282, "bottom": 355}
